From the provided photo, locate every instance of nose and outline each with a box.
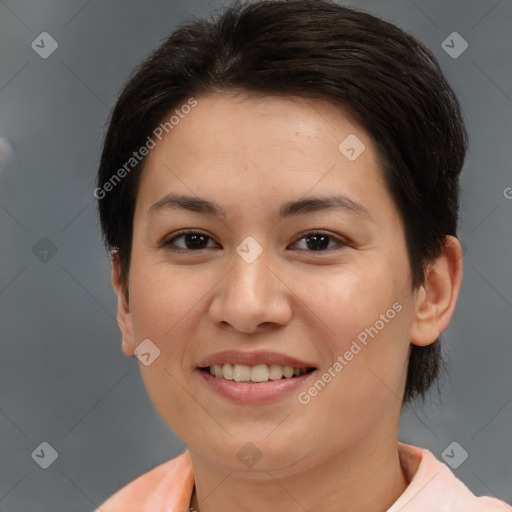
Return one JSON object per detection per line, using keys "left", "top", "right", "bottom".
{"left": 208, "top": 247, "right": 293, "bottom": 335}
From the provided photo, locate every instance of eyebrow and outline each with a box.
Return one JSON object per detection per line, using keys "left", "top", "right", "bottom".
{"left": 148, "top": 193, "right": 371, "bottom": 220}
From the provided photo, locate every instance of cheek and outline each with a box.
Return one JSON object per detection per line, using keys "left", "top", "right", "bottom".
{"left": 302, "top": 260, "right": 411, "bottom": 401}
{"left": 309, "top": 262, "right": 400, "bottom": 343}
{"left": 127, "top": 262, "right": 197, "bottom": 424}
{"left": 128, "top": 258, "right": 203, "bottom": 336}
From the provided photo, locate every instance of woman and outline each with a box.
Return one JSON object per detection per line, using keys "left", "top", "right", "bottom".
{"left": 94, "top": 1, "right": 510, "bottom": 510}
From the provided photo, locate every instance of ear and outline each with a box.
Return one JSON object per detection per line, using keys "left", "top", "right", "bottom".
{"left": 111, "top": 252, "right": 136, "bottom": 357}
{"left": 410, "top": 235, "right": 463, "bottom": 346}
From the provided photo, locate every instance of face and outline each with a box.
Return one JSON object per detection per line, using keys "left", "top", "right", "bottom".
{"left": 114, "top": 92, "right": 425, "bottom": 474}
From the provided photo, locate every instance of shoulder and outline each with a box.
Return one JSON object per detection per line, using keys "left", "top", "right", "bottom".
{"left": 388, "top": 442, "right": 510, "bottom": 511}
{"left": 95, "top": 449, "right": 194, "bottom": 512}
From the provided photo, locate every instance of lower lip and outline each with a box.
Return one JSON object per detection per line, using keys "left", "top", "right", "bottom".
{"left": 197, "top": 369, "right": 316, "bottom": 403}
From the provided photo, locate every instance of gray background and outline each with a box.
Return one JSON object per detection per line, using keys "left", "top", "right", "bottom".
{"left": 0, "top": 0, "right": 510, "bottom": 510}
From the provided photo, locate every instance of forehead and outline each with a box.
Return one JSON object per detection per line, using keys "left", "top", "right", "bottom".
{"left": 150, "top": 92, "right": 367, "bottom": 164}
{"left": 135, "top": 92, "right": 394, "bottom": 223}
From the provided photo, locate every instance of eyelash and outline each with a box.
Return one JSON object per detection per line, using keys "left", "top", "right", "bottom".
{"left": 161, "top": 229, "right": 348, "bottom": 254}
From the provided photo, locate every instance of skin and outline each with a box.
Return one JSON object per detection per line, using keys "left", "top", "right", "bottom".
{"left": 111, "top": 91, "right": 463, "bottom": 512}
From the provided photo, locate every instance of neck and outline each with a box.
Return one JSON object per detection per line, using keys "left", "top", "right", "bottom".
{"left": 188, "top": 430, "right": 409, "bottom": 512}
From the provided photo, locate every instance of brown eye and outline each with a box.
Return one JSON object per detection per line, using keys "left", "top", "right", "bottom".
{"left": 163, "top": 230, "right": 219, "bottom": 251}
{"left": 291, "top": 232, "right": 346, "bottom": 252}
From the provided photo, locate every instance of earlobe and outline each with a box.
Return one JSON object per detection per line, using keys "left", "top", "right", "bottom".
{"left": 410, "top": 235, "right": 463, "bottom": 347}
{"left": 110, "top": 252, "right": 135, "bottom": 357}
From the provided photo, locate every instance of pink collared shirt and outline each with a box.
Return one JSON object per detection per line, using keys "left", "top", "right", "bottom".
{"left": 96, "top": 442, "right": 510, "bottom": 511}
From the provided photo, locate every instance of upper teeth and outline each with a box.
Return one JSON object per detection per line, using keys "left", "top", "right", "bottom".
{"left": 208, "top": 364, "right": 309, "bottom": 382}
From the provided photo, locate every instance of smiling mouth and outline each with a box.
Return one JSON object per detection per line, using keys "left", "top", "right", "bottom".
{"left": 200, "top": 363, "right": 316, "bottom": 383}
